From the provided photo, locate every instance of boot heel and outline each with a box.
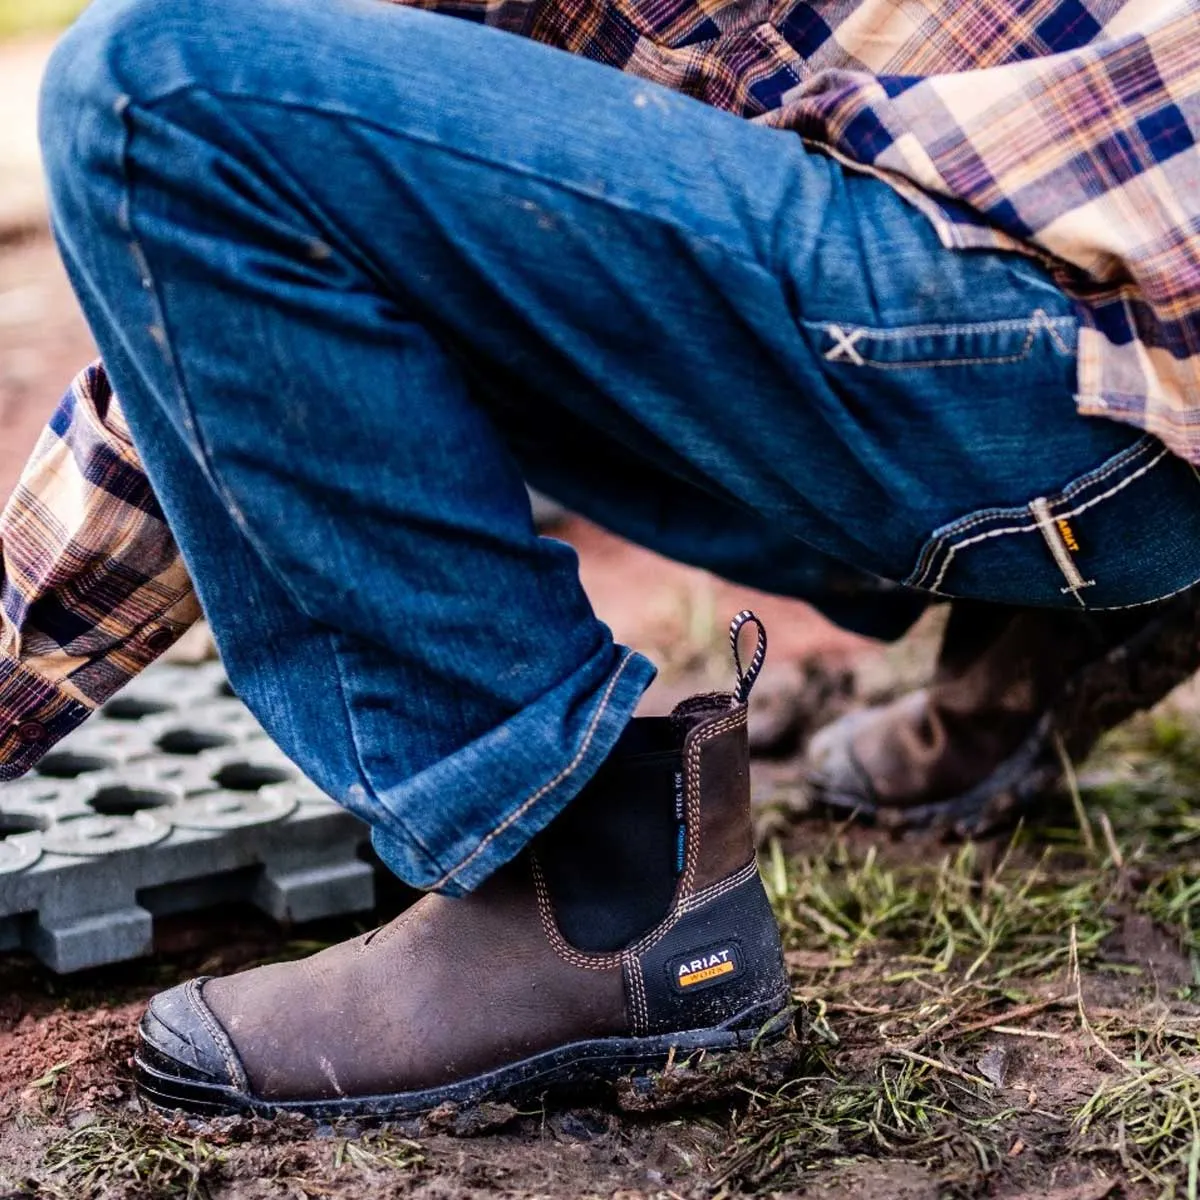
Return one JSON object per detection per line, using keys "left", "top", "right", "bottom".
{"left": 625, "top": 860, "right": 791, "bottom": 1039}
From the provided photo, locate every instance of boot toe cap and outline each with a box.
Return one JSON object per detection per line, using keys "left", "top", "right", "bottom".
{"left": 138, "top": 979, "right": 247, "bottom": 1091}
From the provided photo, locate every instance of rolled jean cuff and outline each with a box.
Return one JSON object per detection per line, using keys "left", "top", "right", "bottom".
{"left": 368, "top": 644, "right": 657, "bottom": 896}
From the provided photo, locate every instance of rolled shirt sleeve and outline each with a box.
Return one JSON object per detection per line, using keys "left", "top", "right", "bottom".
{"left": 0, "top": 363, "right": 201, "bottom": 778}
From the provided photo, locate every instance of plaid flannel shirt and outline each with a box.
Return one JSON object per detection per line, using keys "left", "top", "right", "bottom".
{"left": 5, "top": 0, "right": 1200, "bottom": 774}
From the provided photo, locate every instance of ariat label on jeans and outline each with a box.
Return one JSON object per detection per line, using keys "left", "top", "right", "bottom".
{"left": 1057, "top": 518, "right": 1081, "bottom": 553}
{"left": 669, "top": 943, "right": 743, "bottom": 993}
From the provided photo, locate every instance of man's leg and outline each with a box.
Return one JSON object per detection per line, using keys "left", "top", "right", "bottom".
{"left": 505, "top": 410, "right": 930, "bottom": 645}
{"left": 42, "top": 0, "right": 993, "bottom": 900}
{"left": 803, "top": 593, "right": 1200, "bottom": 832}
{"left": 39, "top": 0, "right": 1200, "bottom": 1115}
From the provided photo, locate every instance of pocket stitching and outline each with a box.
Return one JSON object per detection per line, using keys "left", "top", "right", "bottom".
{"left": 918, "top": 446, "right": 1170, "bottom": 595}
{"left": 906, "top": 437, "right": 1161, "bottom": 589}
{"left": 816, "top": 309, "right": 1075, "bottom": 370}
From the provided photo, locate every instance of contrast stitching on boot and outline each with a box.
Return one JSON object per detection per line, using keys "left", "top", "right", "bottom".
{"left": 624, "top": 709, "right": 748, "bottom": 960}
{"left": 925, "top": 447, "right": 1169, "bottom": 594}
{"left": 185, "top": 980, "right": 248, "bottom": 1094}
{"left": 623, "top": 952, "right": 649, "bottom": 1035}
{"left": 432, "top": 651, "right": 639, "bottom": 891}
{"left": 682, "top": 859, "right": 759, "bottom": 913}
{"left": 637, "top": 958, "right": 650, "bottom": 1033}
{"left": 620, "top": 954, "right": 639, "bottom": 1033}
{"left": 530, "top": 710, "right": 749, "bottom": 971}
{"left": 636, "top": 957, "right": 650, "bottom": 1033}
{"left": 530, "top": 854, "right": 622, "bottom": 970}
{"left": 676, "top": 710, "right": 749, "bottom": 912}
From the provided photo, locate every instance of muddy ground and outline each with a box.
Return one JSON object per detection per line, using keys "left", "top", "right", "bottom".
{"left": 0, "top": 802, "right": 1189, "bottom": 1200}
{"left": 3, "top": 228, "right": 1199, "bottom": 1199}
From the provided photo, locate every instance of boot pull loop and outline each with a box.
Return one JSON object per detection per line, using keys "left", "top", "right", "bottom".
{"left": 730, "top": 609, "right": 767, "bottom": 705}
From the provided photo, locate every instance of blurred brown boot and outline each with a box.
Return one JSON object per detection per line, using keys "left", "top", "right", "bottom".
{"left": 803, "top": 589, "right": 1200, "bottom": 834}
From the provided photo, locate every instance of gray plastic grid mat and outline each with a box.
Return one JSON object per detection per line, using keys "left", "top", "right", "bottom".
{"left": 0, "top": 662, "right": 374, "bottom": 973}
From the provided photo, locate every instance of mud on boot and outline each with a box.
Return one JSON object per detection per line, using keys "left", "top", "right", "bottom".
{"left": 135, "top": 611, "right": 794, "bottom": 1123}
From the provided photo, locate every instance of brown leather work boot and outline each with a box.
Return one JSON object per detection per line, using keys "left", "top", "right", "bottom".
{"left": 803, "top": 588, "right": 1200, "bottom": 834}
{"left": 135, "top": 613, "right": 793, "bottom": 1122}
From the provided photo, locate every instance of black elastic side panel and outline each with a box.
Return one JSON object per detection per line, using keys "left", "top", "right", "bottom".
{"left": 537, "top": 720, "right": 683, "bottom": 953}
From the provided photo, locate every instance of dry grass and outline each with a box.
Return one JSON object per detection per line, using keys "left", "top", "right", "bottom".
{"left": 703, "top": 703, "right": 1200, "bottom": 1198}
{"left": 8, "top": 686, "right": 1200, "bottom": 1197}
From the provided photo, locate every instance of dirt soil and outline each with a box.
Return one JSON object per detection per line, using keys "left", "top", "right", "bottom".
{"left": 0, "top": 839, "right": 1173, "bottom": 1200}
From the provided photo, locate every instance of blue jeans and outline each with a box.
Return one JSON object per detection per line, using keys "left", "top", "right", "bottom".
{"left": 40, "top": 0, "right": 1200, "bottom": 894}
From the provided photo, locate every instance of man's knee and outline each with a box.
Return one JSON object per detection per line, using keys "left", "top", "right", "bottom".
{"left": 39, "top": 0, "right": 230, "bottom": 225}
{"left": 40, "top": 0, "right": 149, "bottom": 193}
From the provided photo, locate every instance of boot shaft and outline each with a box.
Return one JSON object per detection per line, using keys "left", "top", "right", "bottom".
{"left": 534, "top": 611, "right": 789, "bottom": 1038}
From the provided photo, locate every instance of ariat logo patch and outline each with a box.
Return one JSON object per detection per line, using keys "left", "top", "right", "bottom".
{"left": 669, "top": 943, "right": 743, "bottom": 993}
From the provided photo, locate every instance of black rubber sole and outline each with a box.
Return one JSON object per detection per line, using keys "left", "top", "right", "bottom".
{"left": 811, "top": 587, "right": 1200, "bottom": 836}
{"left": 135, "top": 996, "right": 795, "bottom": 1123}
